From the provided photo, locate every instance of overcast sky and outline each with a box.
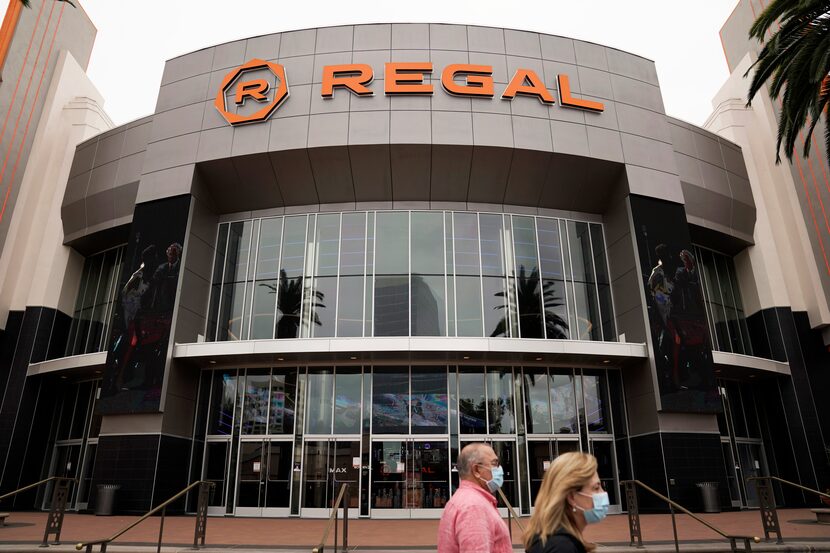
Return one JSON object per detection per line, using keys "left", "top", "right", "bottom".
{"left": 79, "top": 0, "right": 743, "bottom": 127}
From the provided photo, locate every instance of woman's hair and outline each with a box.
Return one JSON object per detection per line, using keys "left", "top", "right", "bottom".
{"left": 522, "top": 451, "right": 598, "bottom": 552}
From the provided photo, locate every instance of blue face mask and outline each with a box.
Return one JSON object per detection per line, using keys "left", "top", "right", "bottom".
{"left": 477, "top": 465, "right": 505, "bottom": 493}
{"left": 576, "top": 491, "right": 609, "bottom": 524}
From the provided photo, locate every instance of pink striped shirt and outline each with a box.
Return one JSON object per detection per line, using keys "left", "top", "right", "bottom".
{"left": 437, "top": 480, "right": 513, "bottom": 553}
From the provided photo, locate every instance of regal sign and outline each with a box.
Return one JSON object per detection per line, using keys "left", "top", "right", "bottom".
{"left": 216, "top": 58, "right": 604, "bottom": 126}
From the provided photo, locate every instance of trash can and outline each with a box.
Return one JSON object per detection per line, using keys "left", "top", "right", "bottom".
{"left": 95, "top": 484, "right": 120, "bottom": 515}
{"left": 696, "top": 481, "right": 720, "bottom": 513}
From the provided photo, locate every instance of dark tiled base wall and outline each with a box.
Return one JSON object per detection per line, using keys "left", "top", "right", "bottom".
{"left": 630, "top": 432, "right": 728, "bottom": 513}
{"left": 91, "top": 434, "right": 191, "bottom": 514}
{"left": 746, "top": 307, "right": 830, "bottom": 493}
{"left": 0, "top": 307, "right": 71, "bottom": 497}
{"left": 154, "top": 435, "right": 192, "bottom": 512}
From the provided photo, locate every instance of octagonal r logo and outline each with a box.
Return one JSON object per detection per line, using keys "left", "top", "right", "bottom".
{"left": 215, "top": 59, "right": 289, "bottom": 125}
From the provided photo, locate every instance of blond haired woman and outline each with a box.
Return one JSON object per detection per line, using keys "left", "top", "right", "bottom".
{"left": 523, "top": 452, "right": 609, "bottom": 553}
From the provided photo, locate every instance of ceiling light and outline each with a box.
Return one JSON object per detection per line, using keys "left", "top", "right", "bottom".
{"left": 602, "top": 360, "right": 610, "bottom": 364}
{"left": 350, "top": 356, "right": 357, "bottom": 360}
{"left": 535, "top": 357, "right": 543, "bottom": 361}
{"left": 277, "top": 357, "right": 284, "bottom": 361}
{"left": 462, "top": 356, "right": 470, "bottom": 360}
{"left": 209, "top": 360, "right": 216, "bottom": 364}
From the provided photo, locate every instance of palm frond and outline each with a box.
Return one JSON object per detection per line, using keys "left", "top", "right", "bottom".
{"left": 20, "top": 0, "right": 76, "bottom": 7}
{"left": 745, "top": 0, "right": 830, "bottom": 164}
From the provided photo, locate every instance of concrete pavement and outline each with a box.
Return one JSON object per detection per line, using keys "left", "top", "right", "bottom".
{"left": 0, "top": 509, "right": 828, "bottom": 552}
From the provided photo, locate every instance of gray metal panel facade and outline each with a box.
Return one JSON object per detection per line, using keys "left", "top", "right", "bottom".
{"left": 60, "top": 24, "right": 756, "bottom": 247}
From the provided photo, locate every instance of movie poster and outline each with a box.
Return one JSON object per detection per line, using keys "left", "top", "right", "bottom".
{"left": 629, "top": 195, "right": 720, "bottom": 413}
{"left": 98, "top": 195, "right": 192, "bottom": 414}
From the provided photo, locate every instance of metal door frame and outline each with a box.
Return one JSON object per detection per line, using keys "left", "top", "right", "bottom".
{"left": 524, "top": 436, "right": 581, "bottom": 515}
{"left": 369, "top": 436, "right": 450, "bottom": 519}
{"left": 458, "top": 436, "right": 520, "bottom": 516}
{"left": 234, "top": 437, "right": 294, "bottom": 517}
{"left": 300, "top": 436, "right": 362, "bottom": 519}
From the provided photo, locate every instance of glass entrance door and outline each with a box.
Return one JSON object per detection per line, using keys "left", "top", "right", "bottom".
{"left": 459, "top": 439, "right": 519, "bottom": 512}
{"left": 235, "top": 440, "right": 293, "bottom": 516}
{"left": 370, "top": 439, "right": 449, "bottom": 518}
{"left": 526, "top": 439, "right": 579, "bottom": 509}
{"left": 43, "top": 444, "right": 81, "bottom": 510}
{"left": 301, "top": 440, "right": 361, "bottom": 518}
{"left": 721, "top": 439, "right": 742, "bottom": 508}
{"left": 737, "top": 441, "right": 766, "bottom": 508}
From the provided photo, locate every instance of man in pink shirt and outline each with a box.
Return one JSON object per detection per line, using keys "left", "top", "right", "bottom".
{"left": 438, "top": 443, "right": 514, "bottom": 553}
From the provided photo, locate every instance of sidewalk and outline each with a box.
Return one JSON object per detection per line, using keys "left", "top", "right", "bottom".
{"left": 0, "top": 509, "right": 828, "bottom": 552}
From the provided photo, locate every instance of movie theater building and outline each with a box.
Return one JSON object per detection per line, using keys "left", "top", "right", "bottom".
{"left": 1, "top": 17, "right": 829, "bottom": 517}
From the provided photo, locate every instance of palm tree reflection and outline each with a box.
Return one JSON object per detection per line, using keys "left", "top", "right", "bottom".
{"left": 259, "top": 269, "right": 325, "bottom": 338}
{"left": 490, "top": 266, "right": 569, "bottom": 339}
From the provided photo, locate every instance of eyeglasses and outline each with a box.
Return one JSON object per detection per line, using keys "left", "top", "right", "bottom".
{"left": 477, "top": 460, "right": 500, "bottom": 468}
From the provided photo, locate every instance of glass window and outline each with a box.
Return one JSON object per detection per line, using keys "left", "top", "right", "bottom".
{"left": 206, "top": 210, "right": 617, "bottom": 345}
{"left": 483, "top": 276, "right": 509, "bottom": 337}
{"left": 256, "top": 218, "right": 282, "bottom": 280}
{"left": 276, "top": 273, "right": 303, "bottom": 339}
{"left": 411, "top": 275, "right": 446, "bottom": 336}
{"left": 250, "top": 280, "right": 277, "bottom": 339}
{"left": 698, "top": 248, "right": 731, "bottom": 352}
{"left": 583, "top": 372, "right": 609, "bottom": 433}
{"left": 487, "top": 369, "right": 515, "bottom": 434}
{"left": 218, "top": 282, "right": 246, "bottom": 341}
{"left": 695, "top": 246, "right": 752, "bottom": 355}
{"left": 314, "top": 214, "right": 340, "bottom": 276}
{"left": 310, "top": 276, "right": 337, "bottom": 338}
{"left": 206, "top": 224, "right": 228, "bottom": 341}
{"left": 69, "top": 382, "right": 93, "bottom": 440}
{"left": 479, "top": 214, "right": 505, "bottom": 276}
{"left": 458, "top": 370, "right": 486, "bottom": 434}
{"left": 269, "top": 369, "right": 296, "bottom": 434}
{"left": 375, "top": 212, "right": 409, "bottom": 274}
{"left": 543, "top": 279, "right": 570, "bottom": 339}
{"left": 340, "top": 213, "right": 366, "bottom": 276}
{"left": 516, "top": 271, "right": 544, "bottom": 339}
{"left": 208, "top": 370, "right": 237, "bottom": 436}
{"left": 453, "top": 213, "right": 480, "bottom": 276}
{"left": 456, "top": 276, "right": 483, "bottom": 337}
{"left": 337, "top": 275, "right": 364, "bottom": 337}
{"left": 280, "top": 216, "right": 307, "bottom": 278}
{"left": 306, "top": 369, "right": 334, "bottom": 434}
{"left": 524, "top": 369, "right": 552, "bottom": 434}
{"left": 372, "top": 369, "right": 409, "bottom": 434}
{"left": 567, "top": 221, "right": 594, "bottom": 284}
{"left": 537, "top": 218, "right": 564, "bottom": 280}
{"left": 374, "top": 276, "right": 409, "bottom": 336}
{"left": 411, "top": 368, "right": 448, "bottom": 434}
{"left": 512, "top": 216, "right": 539, "bottom": 276}
{"left": 573, "top": 282, "right": 601, "bottom": 341}
{"left": 551, "top": 372, "right": 577, "bottom": 434}
{"left": 65, "top": 246, "right": 125, "bottom": 357}
{"left": 334, "top": 369, "right": 362, "bottom": 434}
{"left": 229, "top": 221, "right": 253, "bottom": 282}
{"left": 590, "top": 224, "right": 615, "bottom": 342}
{"left": 411, "top": 212, "right": 444, "bottom": 274}
{"left": 241, "top": 370, "right": 270, "bottom": 435}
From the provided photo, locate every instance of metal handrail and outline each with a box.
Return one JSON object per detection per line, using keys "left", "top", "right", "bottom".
{"left": 622, "top": 479, "right": 760, "bottom": 553}
{"left": 746, "top": 475, "right": 830, "bottom": 544}
{"left": 747, "top": 475, "right": 830, "bottom": 500}
{"left": 0, "top": 476, "right": 75, "bottom": 502}
{"left": 495, "top": 488, "right": 525, "bottom": 540}
{"left": 75, "top": 480, "right": 214, "bottom": 553}
{"left": 312, "top": 483, "right": 349, "bottom": 553}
